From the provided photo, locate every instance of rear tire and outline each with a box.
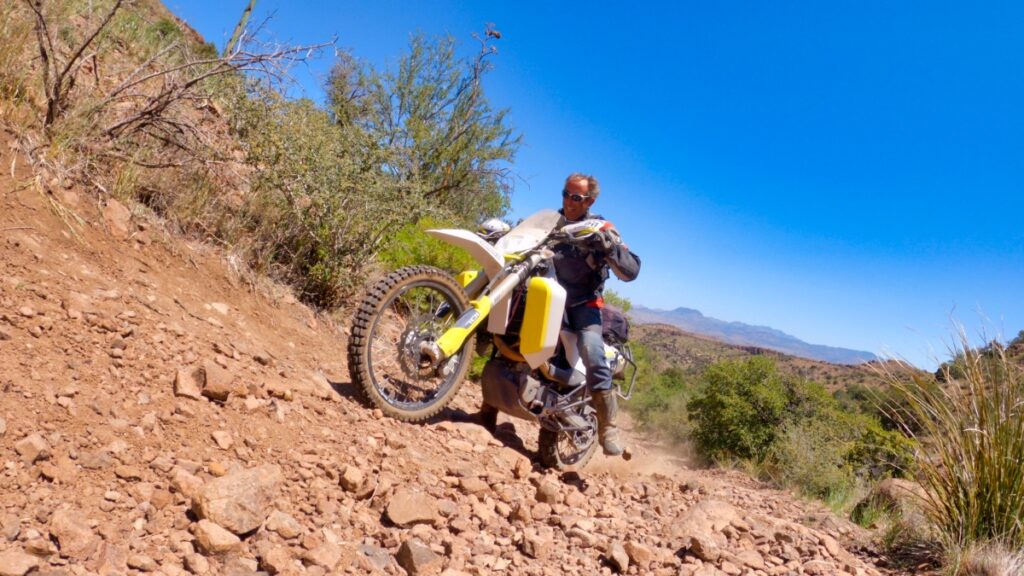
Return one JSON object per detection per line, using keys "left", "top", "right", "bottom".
{"left": 347, "top": 266, "right": 474, "bottom": 422}
{"left": 538, "top": 410, "right": 599, "bottom": 470}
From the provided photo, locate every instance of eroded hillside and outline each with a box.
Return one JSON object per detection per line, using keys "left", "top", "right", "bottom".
{"left": 0, "top": 137, "right": 908, "bottom": 575}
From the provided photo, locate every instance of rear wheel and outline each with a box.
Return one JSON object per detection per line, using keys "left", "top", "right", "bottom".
{"left": 348, "top": 266, "right": 474, "bottom": 422}
{"left": 538, "top": 408, "right": 599, "bottom": 470}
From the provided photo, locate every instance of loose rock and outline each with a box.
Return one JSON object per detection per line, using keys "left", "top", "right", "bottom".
{"left": 0, "top": 550, "right": 40, "bottom": 576}
{"left": 192, "top": 464, "right": 283, "bottom": 534}
{"left": 606, "top": 541, "right": 630, "bottom": 573}
{"left": 396, "top": 538, "right": 442, "bottom": 576}
{"left": 14, "top": 433, "right": 50, "bottom": 463}
{"left": 386, "top": 487, "right": 438, "bottom": 527}
{"left": 49, "top": 509, "right": 99, "bottom": 560}
{"left": 193, "top": 520, "right": 241, "bottom": 554}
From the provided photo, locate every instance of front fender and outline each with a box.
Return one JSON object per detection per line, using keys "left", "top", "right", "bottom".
{"left": 425, "top": 229, "right": 504, "bottom": 280}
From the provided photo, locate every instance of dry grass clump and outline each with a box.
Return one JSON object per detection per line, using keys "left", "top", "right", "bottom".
{"left": 955, "top": 542, "right": 1024, "bottom": 576}
{"left": 885, "top": 329, "right": 1024, "bottom": 573}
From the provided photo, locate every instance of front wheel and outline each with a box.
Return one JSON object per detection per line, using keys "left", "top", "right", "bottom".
{"left": 538, "top": 409, "right": 599, "bottom": 470}
{"left": 347, "top": 266, "right": 475, "bottom": 422}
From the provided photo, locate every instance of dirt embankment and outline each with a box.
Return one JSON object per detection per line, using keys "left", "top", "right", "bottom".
{"left": 0, "top": 138, "right": 892, "bottom": 575}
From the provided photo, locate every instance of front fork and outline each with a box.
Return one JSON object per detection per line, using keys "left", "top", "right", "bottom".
{"left": 420, "top": 254, "right": 542, "bottom": 366}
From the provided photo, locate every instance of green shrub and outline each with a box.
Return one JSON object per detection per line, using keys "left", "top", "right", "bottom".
{"left": 629, "top": 366, "right": 693, "bottom": 442}
{"left": 766, "top": 417, "right": 854, "bottom": 499}
{"left": 376, "top": 217, "right": 479, "bottom": 273}
{"left": 228, "top": 93, "right": 406, "bottom": 306}
{"left": 844, "top": 417, "right": 914, "bottom": 479}
{"left": 687, "top": 357, "right": 915, "bottom": 500}
{"left": 688, "top": 356, "right": 788, "bottom": 461}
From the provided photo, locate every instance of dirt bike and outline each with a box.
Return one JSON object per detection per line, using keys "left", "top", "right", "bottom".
{"left": 347, "top": 210, "right": 637, "bottom": 470}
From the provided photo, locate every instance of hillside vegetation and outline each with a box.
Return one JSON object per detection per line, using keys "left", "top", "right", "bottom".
{"left": 1, "top": 0, "right": 516, "bottom": 309}
{"left": 627, "top": 320, "right": 1024, "bottom": 573}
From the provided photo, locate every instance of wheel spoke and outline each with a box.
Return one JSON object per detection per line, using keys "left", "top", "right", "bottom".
{"left": 367, "top": 280, "right": 466, "bottom": 409}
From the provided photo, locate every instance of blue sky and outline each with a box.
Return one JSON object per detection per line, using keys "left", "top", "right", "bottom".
{"left": 168, "top": 1, "right": 1024, "bottom": 369}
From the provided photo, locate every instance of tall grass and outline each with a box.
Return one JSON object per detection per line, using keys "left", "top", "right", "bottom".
{"left": 886, "top": 331, "right": 1024, "bottom": 570}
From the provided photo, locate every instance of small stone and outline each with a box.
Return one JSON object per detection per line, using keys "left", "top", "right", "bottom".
{"left": 265, "top": 510, "right": 302, "bottom": 539}
{"left": 535, "top": 481, "right": 560, "bottom": 504}
{"left": 688, "top": 534, "right": 721, "bottom": 562}
{"left": 0, "top": 550, "right": 40, "bottom": 576}
{"left": 259, "top": 546, "right": 294, "bottom": 575}
{"left": 201, "top": 361, "right": 233, "bottom": 402}
{"left": 184, "top": 553, "right": 210, "bottom": 575}
{"left": 459, "top": 477, "right": 488, "bottom": 495}
{"left": 734, "top": 549, "right": 765, "bottom": 570}
{"left": 396, "top": 538, "right": 442, "bottom": 576}
{"left": 18, "top": 306, "right": 35, "bottom": 317}
{"left": 14, "top": 433, "right": 50, "bottom": 463}
{"left": 170, "top": 467, "right": 204, "bottom": 499}
{"left": 211, "top": 430, "right": 233, "bottom": 450}
{"left": 303, "top": 543, "right": 342, "bottom": 570}
{"left": 606, "top": 541, "right": 630, "bottom": 573}
{"left": 114, "top": 465, "right": 144, "bottom": 480}
{"left": 624, "top": 541, "right": 654, "bottom": 570}
{"left": 0, "top": 515, "right": 19, "bottom": 541}
{"left": 173, "top": 367, "right": 203, "bottom": 400}
{"left": 50, "top": 509, "right": 99, "bottom": 560}
{"left": 531, "top": 502, "right": 552, "bottom": 521}
{"left": 520, "top": 530, "right": 550, "bottom": 560}
{"left": 340, "top": 465, "right": 364, "bottom": 492}
{"left": 820, "top": 534, "right": 842, "bottom": 558}
{"left": 720, "top": 560, "right": 742, "bottom": 575}
{"left": 386, "top": 488, "right": 438, "bottom": 527}
{"left": 191, "top": 464, "right": 282, "bottom": 535}
{"left": 102, "top": 198, "right": 132, "bottom": 239}
{"left": 193, "top": 520, "right": 241, "bottom": 554}
{"left": 90, "top": 542, "right": 128, "bottom": 576}
{"left": 127, "top": 554, "right": 159, "bottom": 572}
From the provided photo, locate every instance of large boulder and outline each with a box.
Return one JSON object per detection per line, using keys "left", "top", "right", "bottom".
{"left": 191, "top": 464, "right": 283, "bottom": 535}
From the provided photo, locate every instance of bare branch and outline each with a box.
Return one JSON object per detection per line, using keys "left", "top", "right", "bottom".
{"left": 58, "top": 0, "right": 124, "bottom": 85}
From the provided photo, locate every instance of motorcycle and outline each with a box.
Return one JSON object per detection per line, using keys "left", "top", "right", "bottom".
{"left": 347, "top": 209, "right": 637, "bottom": 470}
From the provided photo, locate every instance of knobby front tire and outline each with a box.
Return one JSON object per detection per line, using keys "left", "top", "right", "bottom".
{"left": 347, "top": 266, "right": 475, "bottom": 422}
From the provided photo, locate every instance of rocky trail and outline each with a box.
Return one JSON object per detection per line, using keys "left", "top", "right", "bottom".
{"left": 0, "top": 138, "right": 893, "bottom": 576}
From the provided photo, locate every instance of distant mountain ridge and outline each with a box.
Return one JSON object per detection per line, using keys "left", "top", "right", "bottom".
{"left": 630, "top": 305, "right": 877, "bottom": 365}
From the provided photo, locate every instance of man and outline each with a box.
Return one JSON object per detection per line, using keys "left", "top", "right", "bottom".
{"left": 553, "top": 173, "right": 641, "bottom": 456}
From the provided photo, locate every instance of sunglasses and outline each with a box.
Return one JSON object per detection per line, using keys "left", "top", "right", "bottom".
{"left": 562, "top": 190, "right": 591, "bottom": 202}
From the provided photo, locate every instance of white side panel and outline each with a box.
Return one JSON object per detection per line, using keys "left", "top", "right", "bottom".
{"left": 487, "top": 297, "right": 511, "bottom": 335}
{"left": 560, "top": 331, "right": 587, "bottom": 374}
{"left": 424, "top": 229, "right": 504, "bottom": 279}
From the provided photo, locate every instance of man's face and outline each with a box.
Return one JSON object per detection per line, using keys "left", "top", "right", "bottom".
{"left": 562, "top": 178, "right": 595, "bottom": 221}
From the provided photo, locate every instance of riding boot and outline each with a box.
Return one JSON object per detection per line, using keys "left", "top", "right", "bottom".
{"left": 591, "top": 389, "right": 625, "bottom": 456}
{"left": 476, "top": 402, "right": 498, "bottom": 433}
